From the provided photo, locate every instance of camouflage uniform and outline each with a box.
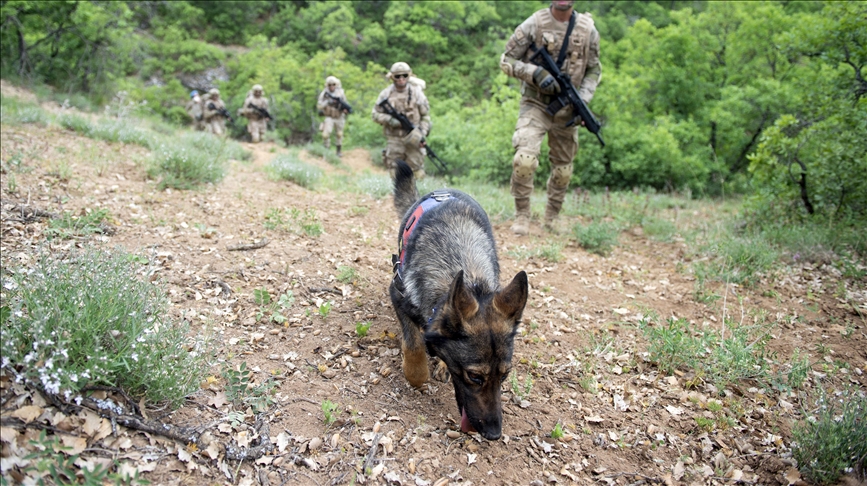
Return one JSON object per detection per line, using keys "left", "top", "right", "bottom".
{"left": 239, "top": 84, "right": 269, "bottom": 143}
{"left": 202, "top": 88, "right": 228, "bottom": 136}
{"left": 500, "top": 2, "right": 602, "bottom": 234}
{"left": 371, "top": 62, "right": 431, "bottom": 179}
{"left": 186, "top": 90, "right": 205, "bottom": 131}
{"left": 317, "top": 76, "right": 347, "bottom": 155}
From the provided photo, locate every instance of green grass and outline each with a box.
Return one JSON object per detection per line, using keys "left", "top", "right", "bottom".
{"left": 304, "top": 142, "right": 343, "bottom": 166}
{"left": 508, "top": 240, "right": 564, "bottom": 262}
{"left": 355, "top": 321, "right": 372, "bottom": 337}
{"left": 263, "top": 207, "right": 322, "bottom": 236}
{"left": 147, "top": 132, "right": 236, "bottom": 189}
{"left": 322, "top": 399, "right": 341, "bottom": 428}
{"left": 0, "top": 96, "right": 51, "bottom": 126}
{"left": 573, "top": 220, "right": 619, "bottom": 256}
{"left": 337, "top": 265, "right": 359, "bottom": 284}
{"left": 0, "top": 249, "right": 210, "bottom": 407}
{"left": 793, "top": 388, "right": 867, "bottom": 485}
{"left": 270, "top": 151, "right": 323, "bottom": 188}
{"left": 641, "top": 317, "right": 775, "bottom": 389}
{"left": 45, "top": 209, "right": 112, "bottom": 240}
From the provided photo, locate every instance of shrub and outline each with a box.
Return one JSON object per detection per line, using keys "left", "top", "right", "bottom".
{"left": 270, "top": 152, "right": 323, "bottom": 188}
{"left": 573, "top": 221, "right": 619, "bottom": 256}
{"left": 147, "top": 132, "right": 234, "bottom": 189}
{"left": 793, "top": 389, "right": 867, "bottom": 485}
{"left": 0, "top": 249, "right": 210, "bottom": 407}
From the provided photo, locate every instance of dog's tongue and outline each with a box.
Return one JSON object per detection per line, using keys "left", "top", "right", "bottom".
{"left": 460, "top": 408, "right": 477, "bottom": 434}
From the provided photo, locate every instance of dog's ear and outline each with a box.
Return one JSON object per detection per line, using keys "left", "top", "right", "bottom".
{"left": 449, "top": 270, "right": 479, "bottom": 323}
{"left": 493, "top": 271, "right": 528, "bottom": 326}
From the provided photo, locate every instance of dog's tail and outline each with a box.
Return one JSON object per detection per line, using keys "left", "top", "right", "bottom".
{"left": 393, "top": 160, "right": 419, "bottom": 218}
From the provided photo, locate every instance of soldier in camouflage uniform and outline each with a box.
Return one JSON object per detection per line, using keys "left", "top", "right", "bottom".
{"left": 186, "top": 90, "right": 205, "bottom": 131}
{"left": 317, "top": 76, "right": 348, "bottom": 156}
{"left": 239, "top": 84, "right": 269, "bottom": 143}
{"left": 202, "top": 88, "right": 228, "bottom": 136}
{"left": 500, "top": 0, "right": 602, "bottom": 235}
{"left": 371, "top": 62, "right": 431, "bottom": 179}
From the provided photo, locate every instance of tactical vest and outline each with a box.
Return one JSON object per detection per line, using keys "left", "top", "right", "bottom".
{"left": 522, "top": 9, "right": 595, "bottom": 102}
{"left": 383, "top": 85, "right": 422, "bottom": 137}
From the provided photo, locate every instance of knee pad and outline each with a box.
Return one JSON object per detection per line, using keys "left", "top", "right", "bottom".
{"left": 550, "top": 163, "right": 573, "bottom": 187}
{"left": 512, "top": 151, "right": 539, "bottom": 180}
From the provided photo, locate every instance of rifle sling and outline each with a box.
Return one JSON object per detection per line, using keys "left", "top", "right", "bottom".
{"left": 556, "top": 11, "right": 576, "bottom": 69}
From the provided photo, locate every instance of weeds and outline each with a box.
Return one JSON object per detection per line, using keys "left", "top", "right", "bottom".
{"left": 508, "top": 240, "right": 564, "bottom": 262}
{"left": 355, "top": 321, "right": 372, "bottom": 337}
{"left": 509, "top": 371, "right": 533, "bottom": 401}
{"left": 222, "top": 361, "right": 275, "bottom": 413}
{"left": 270, "top": 152, "right": 323, "bottom": 188}
{"left": 322, "top": 399, "right": 341, "bottom": 427}
{"left": 551, "top": 422, "right": 565, "bottom": 440}
{"left": 0, "top": 249, "right": 209, "bottom": 407}
{"left": 305, "top": 142, "right": 342, "bottom": 166}
{"left": 264, "top": 207, "right": 322, "bottom": 237}
{"left": 318, "top": 301, "right": 333, "bottom": 318}
{"left": 337, "top": 266, "right": 359, "bottom": 284}
{"left": 573, "top": 221, "right": 619, "bottom": 256}
{"left": 253, "top": 288, "right": 294, "bottom": 324}
{"left": 641, "top": 317, "right": 774, "bottom": 390}
{"left": 792, "top": 388, "right": 867, "bottom": 485}
{"left": 44, "top": 209, "right": 112, "bottom": 240}
{"left": 147, "top": 133, "right": 232, "bottom": 189}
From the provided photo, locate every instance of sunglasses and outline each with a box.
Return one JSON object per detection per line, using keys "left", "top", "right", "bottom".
{"left": 393, "top": 74, "right": 409, "bottom": 79}
{"left": 327, "top": 84, "right": 336, "bottom": 87}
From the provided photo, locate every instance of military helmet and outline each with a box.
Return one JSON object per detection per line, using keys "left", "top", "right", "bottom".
{"left": 325, "top": 76, "right": 340, "bottom": 87}
{"left": 252, "top": 84, "right": 263, "bottom": 92}
{"left": 209, "top": 88, "right": 220, "bottom": 96}
{"left": 190, "top": 90, "right": 199, "bottom": 98}
{"left": 390, "top": 62, "right": 412, "bottom": 76}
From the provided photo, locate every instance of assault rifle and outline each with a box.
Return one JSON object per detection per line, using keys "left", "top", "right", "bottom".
{"left": 529, "top": 43, "right": 605, "bottom": 147}
{"left": 247, "top": 103, "right": 272, "bottom": 120}
{"left": 325, "top": 92, "right": 353, "bottom": 114}
{"left": 378, "top": 99, "right": 448, "bottom": 174}
{"left": 207, "top": 102, "right": 234, "bottom": 123}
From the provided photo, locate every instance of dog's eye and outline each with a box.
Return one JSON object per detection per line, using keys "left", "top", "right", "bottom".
{"left": 500, "top": 374, "right": 509, "bottom": 383}
{"left": 466, "top": 372, "right": 484, "bottom": 385}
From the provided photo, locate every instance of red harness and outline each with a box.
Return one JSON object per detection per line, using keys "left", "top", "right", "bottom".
{"left": 393, "top": 191, "right": 452, "bottom": 280}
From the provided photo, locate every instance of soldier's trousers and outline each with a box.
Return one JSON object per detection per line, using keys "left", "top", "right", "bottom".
{"left": 321, "top": 116, "right": 345, "bottom": 148}
{"left": 510, "top": 100, "right": 579, "bottom": 205}
{"left": 206, "top": 118, "right": 226, "bottom": 136}
{"left": 247, "top": 119, "right": 267, "bottom": 143}
{"left": 385, "top": 135, "right": 425, "bottom": 179}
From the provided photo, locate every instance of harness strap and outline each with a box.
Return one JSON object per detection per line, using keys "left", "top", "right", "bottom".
{"left": 556, "top": 11, "right": 576, "bottom": 69}
{"left": 393, "top": 191, "right": 452, "bottom": 282}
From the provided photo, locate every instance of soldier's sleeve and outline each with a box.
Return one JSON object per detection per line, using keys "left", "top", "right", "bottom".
{"left": 578, "top": 28, "right": 602, "bottom": 103}
{"left": 371, "top": 89, "right": 392, "bottom": 126}
{"left": 499, "top": 16, "right": 539, "bottom": 86}
{"left": 416, "top": 90, "right": 431, "bottom": 136}
{"left": 316, "top": 90, "right": 329, "bottom": 111}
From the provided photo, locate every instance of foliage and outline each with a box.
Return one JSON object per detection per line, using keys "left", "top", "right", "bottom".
{"left": 21, "top": 431, "right": 146, "bottom": 486}
{"left": 269, "top": 152, "right": 323, "bottom": 189}
{"left": 45, "top": 209, "right": 112, "bottom": 240}
{"left": 321, "top": 399, "right": 341, "bottom": 428}
{"left": 355, "top": 321, "right": 372, "bottom": 338}
{"left": 146, "top": 132, "right": 233, "bottom": 189}
{"left": 573, "top": 221, "right": 619, "bottom": 256}
{"left": 0, "top": 95, "right": 50, "bottom": 126}
{"left": 792, "top": 388, "right": 867, "bottom": 485}
{"left": 221, "top": 361, "right": 275, "bottom": 413}
{"left": 641, "top": 317, "right": 774, "bottom": 389}
{"left": 0, "top": 249, "right": 209, "bottom": 407}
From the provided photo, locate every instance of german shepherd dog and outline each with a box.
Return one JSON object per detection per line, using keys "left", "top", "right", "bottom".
{"left": 389, "top": 161, "right": 528, "bottom": 440}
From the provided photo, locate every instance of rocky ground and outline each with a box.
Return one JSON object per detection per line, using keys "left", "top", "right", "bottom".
{"left": 1, "top": 85, "right": 865, "bottom": 486}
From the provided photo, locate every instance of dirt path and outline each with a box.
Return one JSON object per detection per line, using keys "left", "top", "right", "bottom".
{"left": 1, "top": 93, "right": 865, "bottom": 486}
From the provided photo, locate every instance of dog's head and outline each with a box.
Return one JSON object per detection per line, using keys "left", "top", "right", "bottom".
{"left": 425, "top": 270, "right": 529, "bottom": 440}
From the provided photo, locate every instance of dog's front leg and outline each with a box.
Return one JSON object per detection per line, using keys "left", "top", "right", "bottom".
{"left": 394, "top": 306, "right": 430, "bottom": 388}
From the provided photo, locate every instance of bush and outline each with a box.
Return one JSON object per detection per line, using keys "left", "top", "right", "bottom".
{"left": 0, "top": 96, "right": 51, "bottom": 126}
{"left": 270, "top": 152, "right": 323, "bottom": 189}
{"left": 793, "top": 389, "right": 867, "bottom": 485}
{"left": 0, "top": 249, "right": 210, "bottom": 407}
{"left": 573, "top": 220, "right": 619, "bottom": 256}
{"left": 147, "top": 132, "right": 238, "bottom": 189}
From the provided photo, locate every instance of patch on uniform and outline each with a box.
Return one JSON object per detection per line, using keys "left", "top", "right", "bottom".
{"left": 514, "top": 27, "right": 525, "bottom": 40}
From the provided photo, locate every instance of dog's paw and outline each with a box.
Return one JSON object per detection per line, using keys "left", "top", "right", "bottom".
{"left": 433, "top": 359, "right": 451, "bottom": 383}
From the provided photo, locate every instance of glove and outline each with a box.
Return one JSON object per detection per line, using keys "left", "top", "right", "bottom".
{"left": 404, "top": 128, "right": 425, "bottom": 147}
{"left": 533, "top": 67, "right": 560, "bottom": 95}
{"left": 387, "top": 117, "right": 402, "bottom": 128}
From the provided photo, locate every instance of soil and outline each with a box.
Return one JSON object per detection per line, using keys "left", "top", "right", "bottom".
{"left": 1, "top": 82, "right": 865, "bottom": 486}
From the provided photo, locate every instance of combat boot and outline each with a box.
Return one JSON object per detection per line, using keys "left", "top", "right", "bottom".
{"left": 511, "top": 198, "right": 531, "bottom": 236}
{"left": 336, "top": 145, "right": 342, "bottom": 157}
{"left": 543, "top": 199, "right": 563, "bottom": 232}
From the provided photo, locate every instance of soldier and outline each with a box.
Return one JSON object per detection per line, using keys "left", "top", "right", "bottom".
{"left": 202, "top": 88, "right": 229, "bottom": 136}
{"left": 316, "top": 76, "right": 349, "bottom": 157}
{"left": 500, "top": 0, "right": 602, "bottom": 235}
{"left": 371, "top": 62, "right": 431, "bottom": 179}
{"left": 185, "top": 90, "right": 205, "bottom": 131}
{"left": 239, "top": 84, "right": 270, "bottom": 143}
